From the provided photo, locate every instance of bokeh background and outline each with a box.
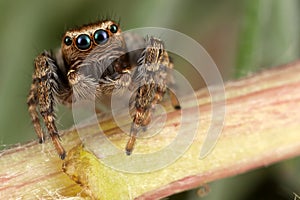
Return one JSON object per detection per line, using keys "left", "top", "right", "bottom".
{"left": 0, "top": 0, "right": 299, "bottom": 199}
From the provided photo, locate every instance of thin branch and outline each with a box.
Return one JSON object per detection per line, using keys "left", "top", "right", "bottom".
{"left": 1, "top": 60, "right": 300, "bottom": 199}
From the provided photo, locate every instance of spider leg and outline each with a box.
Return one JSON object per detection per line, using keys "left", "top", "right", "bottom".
{"left": 140, "top": 86, "right": 164, "bottom": 132}
{"left": 27, "top": 79, "right": 44, "bottom": 143}
{"left": 31, "top": 52, "right": 66, "bottom": 159}
{"left": 126, "top": 37, "right": 179, "bottom": 155}
{"left": 126, "top": 84, "right": 155, "bottom": 155}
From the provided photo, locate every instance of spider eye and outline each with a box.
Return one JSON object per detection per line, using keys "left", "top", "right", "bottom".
{"left": 64, "top": 36, "right": 72, "bottom": 46}
{"left": 76, "top": 34, "right": 91, "bottom": 50}
{"left": 109, "top": 24, "right": 118, "bottom": 33}
{"left": 94, "top": 29, "right": 109, "bottom": 45}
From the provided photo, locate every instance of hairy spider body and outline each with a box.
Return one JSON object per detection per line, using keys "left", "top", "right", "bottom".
{"left": 27, "top": 20, "right": 180, "bottom": 159}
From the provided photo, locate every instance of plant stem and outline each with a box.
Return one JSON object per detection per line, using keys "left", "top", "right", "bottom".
{"left": 1, "top": 61, "right": 300, "bottom": 199}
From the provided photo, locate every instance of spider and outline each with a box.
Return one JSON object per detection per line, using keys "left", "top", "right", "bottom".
{"left": 27, "top": 20, "right": 180, "bottom": 160}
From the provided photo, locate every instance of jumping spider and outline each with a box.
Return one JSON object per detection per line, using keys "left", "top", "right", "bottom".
{"left": 27, "top": 20, "right": 180, "bottom": 159}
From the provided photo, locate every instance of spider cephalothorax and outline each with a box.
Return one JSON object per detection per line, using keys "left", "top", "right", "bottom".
{"left": 27, "top": 20, "right": 180, "bottom": 159}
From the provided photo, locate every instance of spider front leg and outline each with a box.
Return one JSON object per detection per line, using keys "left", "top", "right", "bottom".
{"left": 27, "top": 81, "right": 44, "bottom": 143}
{"left": 28, "top": 51, "right": 66, "bottom": 159}
{"left": 126, "top": 84, "right": 157, "bottom": 155}
{"left": 125, "top": 37, "right": 177, "bottom": 155}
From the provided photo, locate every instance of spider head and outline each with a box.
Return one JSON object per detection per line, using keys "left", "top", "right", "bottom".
{"left": 61, "top": 20, "right": 122, "bottom": 67}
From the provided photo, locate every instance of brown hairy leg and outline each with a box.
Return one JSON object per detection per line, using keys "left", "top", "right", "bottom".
{"left": 29, "top": 53, "right": 66, "bottom": 159}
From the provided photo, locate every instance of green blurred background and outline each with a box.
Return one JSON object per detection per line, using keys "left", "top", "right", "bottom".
{"left": 0, "top": 0, "right": 299, "bottom": 199}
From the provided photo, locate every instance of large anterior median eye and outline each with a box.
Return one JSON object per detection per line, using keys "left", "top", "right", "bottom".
{"left": 76, "top": 34, "right": 91, "bottom": 50}
{"left": 94, "top": 29, "right": 109, "bottom": 45}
